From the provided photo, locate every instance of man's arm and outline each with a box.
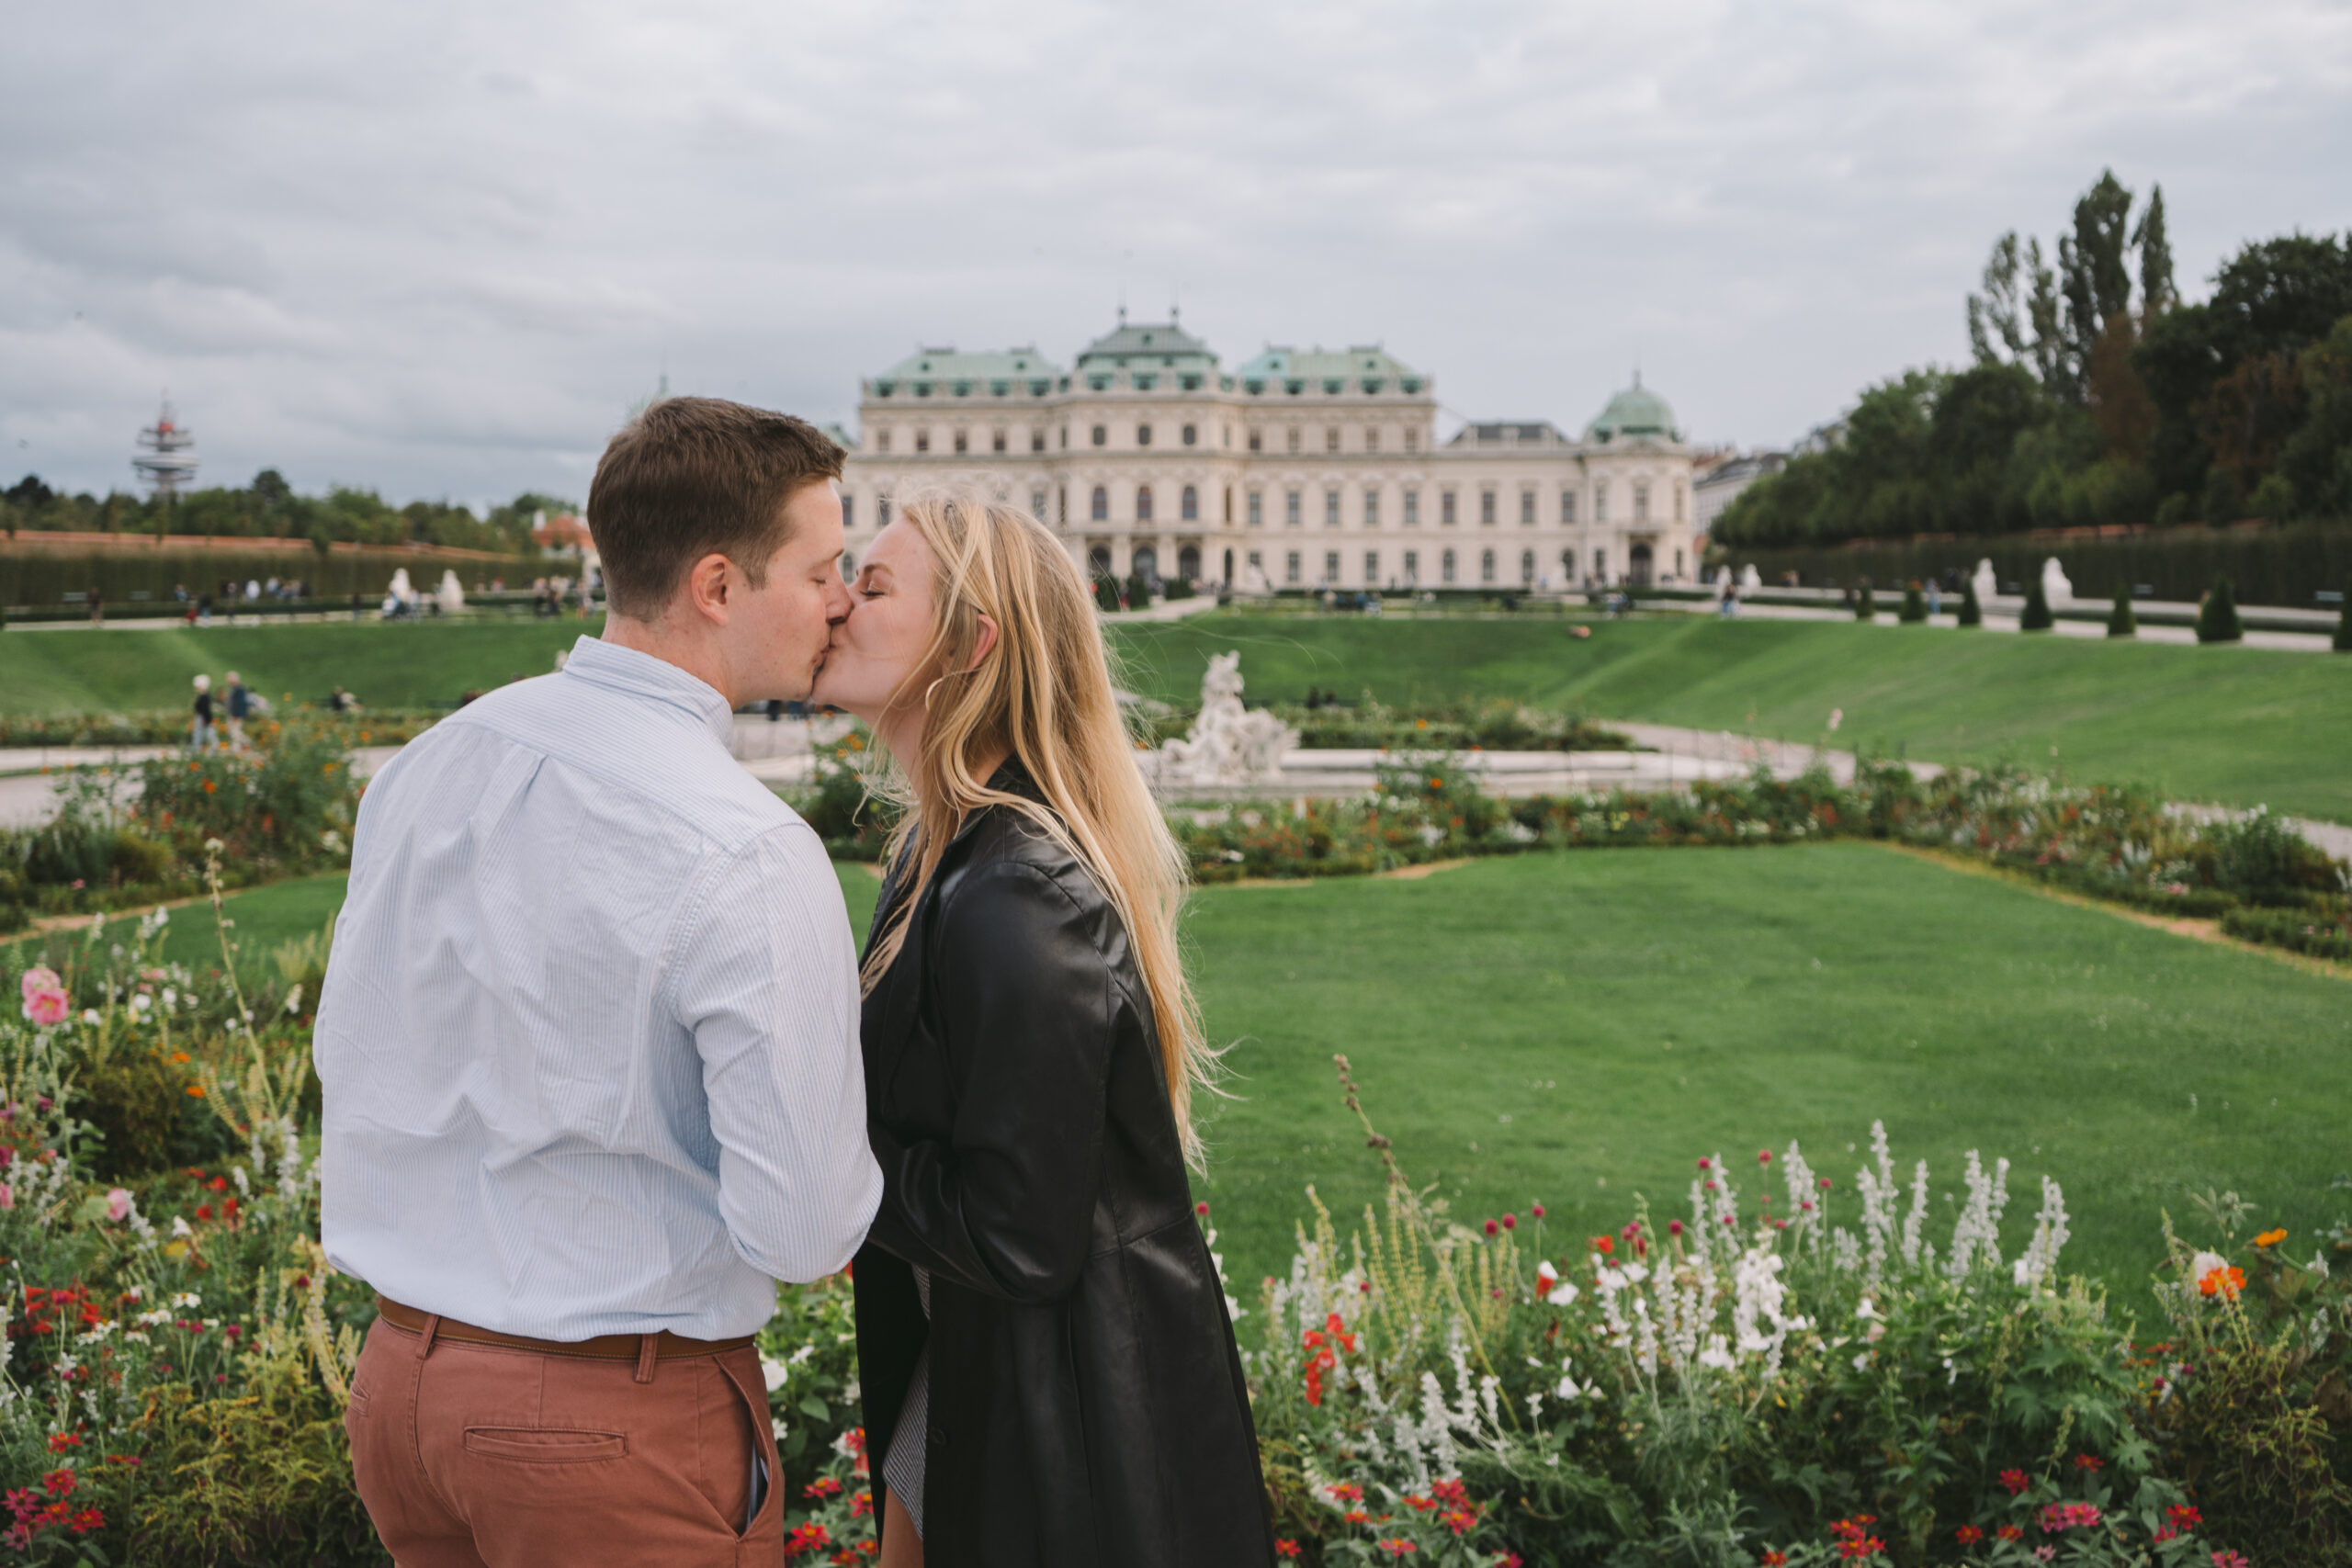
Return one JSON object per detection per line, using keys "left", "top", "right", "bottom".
{"left": 671, "top": 824, "right": 881, "bottom": 1282}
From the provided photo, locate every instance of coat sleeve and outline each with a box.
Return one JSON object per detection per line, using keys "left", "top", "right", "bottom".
{"left": 865, "top": 859, "right": 1114, "bottom": 1304}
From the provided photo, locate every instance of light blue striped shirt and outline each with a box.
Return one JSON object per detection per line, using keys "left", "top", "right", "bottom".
{"left": 316, "top": 636, "right": 881, "bottom": 1340}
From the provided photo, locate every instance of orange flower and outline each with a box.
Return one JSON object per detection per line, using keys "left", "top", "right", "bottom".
{"left": 185, "top": 1084, "right": 206, "bottom": 1099}
{"left": 2254, "top": 1228, "right": 2288, "bottom": 1248}
{"left": 2198, "top": 1264, "right": 2245, "bottom": 1300}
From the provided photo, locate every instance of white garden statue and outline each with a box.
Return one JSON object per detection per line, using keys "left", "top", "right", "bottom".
{"left": 436, "top": 570, "right": 466, "bottom": 615}
{"left": 1739, "top": 563, "right": 1763, "bottom": 591}
{"left": 1971, "top": 558, "right": 1997, "bottom": 604}
{"left": 2040, "top": 557, "right": 2075, "bottom": 606}
{"left": 1157, "top": 651, "right": 1297, "bottom": 785}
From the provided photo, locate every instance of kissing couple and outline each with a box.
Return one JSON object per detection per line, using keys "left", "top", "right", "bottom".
{"left": 313, "top": 399, "right": 1275, "bottom": 1566}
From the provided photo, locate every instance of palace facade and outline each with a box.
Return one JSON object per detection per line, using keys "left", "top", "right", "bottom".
{"left": 837, "top": 316, "right": 1695, "bottom": 593}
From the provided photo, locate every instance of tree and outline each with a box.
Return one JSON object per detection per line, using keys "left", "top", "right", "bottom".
{"left": 2335, "top": 581, "right": 2351, "bottom": 652}
{"left": 1899, "top": 581, "right": 1928, "bottom": 622}
{"left": 2027, "top": 239, "right": 2066, "bottom": 392}
{"left": 1854, "top": 581, "right": 1876, "bottom": 620}
{"left": 2020, "top": 575, "right": 2054, "bottom": 631}
{"left": 2107, "top": 583, "right": 2136, "bottom": 637}
{"left": 2196, "top": 576, "right": 2244, "bottom": 643}
{"left": 1967, "top": 232, "right": 2030, "bottom": 367}
{"left": 1958, "top": 576, "right": 1983, "bottom": 626}
{"left": 2059, "top": 170, "right": 2137, "bottom": 401}
{"left": 2132, "top": 185, "right": 2177, "bottom": 323}
{"left": 2278, "top": 312, "right": 2352, "bottom": 518}
{"left": 1093, "top": 575, "right": 1119, "bottom": 613}
{"left": 252, "top": 468, "right": 293, "bottom": 508}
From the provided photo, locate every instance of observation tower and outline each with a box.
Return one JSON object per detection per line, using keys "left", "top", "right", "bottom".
{"left": 132, "top": 397, "right": 198, "bottom": 500}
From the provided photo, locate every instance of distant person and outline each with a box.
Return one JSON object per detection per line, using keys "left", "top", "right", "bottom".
{"left": 1927, "top": 581, "right": 1942, "bottom": 617}
{"left": 197, "top": 593, "right": 213, "bottom": 626}
{"left": 224, "top": 671, "right": 251, "bottom": 749}
{"left": 87, "top": 586, "right": 103, "bottom": 626}
{"left": 328, "top": 685, "right": 353, "bottom": 713}
{"left": 189, "top": 675, "right": 215, "bottom": 752}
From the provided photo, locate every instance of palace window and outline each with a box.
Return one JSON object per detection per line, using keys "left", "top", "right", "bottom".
{"left": 1402, "top": 427, "right": 1418, "bottom": 453}
{"left": 1324, "top": 489, "right": 1340, "bottom": 527}
{"left": 991, "top": 430, "right": 1006, "bottom": 453}
{"left": 1182, "top": 423, "right": 1198, "bottom": 446}
{"left": 954, "top": 430, "right": 968, "bottom": 454}
{"left": 1363, "top": 427, "right": 1380, "bottom": 454}
{"left": 840, "top": 551, "right": 856, "bottom": 582}
{"left": 1136, "top": 485, "right": 1155, "bottom": 522}
{"left": 1057, "top": 486, "right": 1068, "bottom": 525}
{"left": 1248, "top": 491, "right": 1263, "bottom": 526}
{"left": 1403, "top": 489, "right": 1419, "bottom": 526}
{"left": 1442, "top": 547, "right": 1457, "bottom": 584}
{"left": 1030, "top": 489, "right": 1046, "bottom": 520}
{"left": 915, "top": 431, "right": 931, "bottom": 454}
{"left": 1178, "top": 543, "right": 1201, "bottom": 579}
{"left": 1521, "top": 548, "right": 1535, "bottom": 584}
{"left": 841, "top": 494, "right": 854, "bottom": 530}
{"left": 1363, "top": 488, "right": 1379, "bottom": 527}
{"left": 1594, "top": 483, "right": 1609, "bottom": 524}
{"left": 1326, "top": 426, "right": 1340, "bottom": 454}
{"left": 1285, "top": 550, "right": 1302, "bottom": 585}
{"left": 1181, "top": 485, "right": 1199, "bottom": 522}
{"left": 1032, "top": 429, "right": 1046, "bottom": 452}
{"left": 1634, "top": 480, "right": 1650, "bottom": 522}
{"left": 876, "top": 430, "right": 892, "bottom": 454}
{"left": 1137, "top": 423, "right": 1153, "bottom": 447}
{"left": 1224, "top": 486, "right": 1234, "bottom": 523}
{"left": 1248, "top": 429, "right": 1262, "bottom": 452}
{"left": 1285, "top": 491, "right": 1302, "bottom": 527}
{"left": 1560, "top": 548, "right": 1576, "bottom": 581}
{"left": 1440, "top": 491, "right": 1456, "bottom": 526}
{"left": 1091, "top": 424, "right": 1106, "bottom": 447}
{"left": 1404, "top": 549, "right": 1419, "bottom": 583}
{"left": 1248, "top": 548, "right": 1262, "bottom": 578}
{"left": 1675, "top": 481, "right": 1686, "bottom": 522}
{"left": 1521, "top": 489, "right": 1536, "bottom": 525}
{"left": 1286, "top": 427, "right": 1301, "bottom": 453}
{"left": 878, "top": 494, "right": 892, "bottom": 526}
{"left": 1560, "top": 490, "right": 1577, "bottom": 525}
{"left": 1324, "top": 550, "right": 1340, "bottom": 583}
{"left": 1091, "top": 486, "right": 1109, "bottom": 522}
{"left": 1593, "top": 547, "right": 1607, "bottom": 579}
{"left": 1364, "top": 549, "right": 1379, "bottom": 584}
{"left": 1480, "top": 547, "right": 1497, "bottom": 584}
{"left": 1059, "top": 425, "right": 1069, "bottom": 449}
{"left": 1479, "top": 490, "right": 1496, "bottom": 526}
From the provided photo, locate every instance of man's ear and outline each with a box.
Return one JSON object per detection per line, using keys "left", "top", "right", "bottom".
{"left": 682, "top": 553, "right": 735, "bottom": 626}
{"left": 968, "top": 614, "right": 1000, "bottom": 671}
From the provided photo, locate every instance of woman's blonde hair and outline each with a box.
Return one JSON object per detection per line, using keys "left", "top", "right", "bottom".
{"left": 858, "top": 492, "right": 1212, "bottom": 1162}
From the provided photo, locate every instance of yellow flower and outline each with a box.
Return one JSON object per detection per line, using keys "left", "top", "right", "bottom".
{"left": 2254, "top": 1228, "right": 2289, "bottom": 1248}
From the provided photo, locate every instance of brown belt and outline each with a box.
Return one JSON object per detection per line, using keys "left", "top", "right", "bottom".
{"left": 375, "top": 1296, "right": 755, "bottom": 1362}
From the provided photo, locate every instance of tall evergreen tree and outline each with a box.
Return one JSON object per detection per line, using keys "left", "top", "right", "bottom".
{"left": 2132, "top": 186, "right": 2177, "bottom": 322}
{"left": 2027, "top": 238, "right": 2067, "bottom": 393}
{"left": 2020, "top": 575, "right": 2054, "bottom": 631}
{"left": 1967, "top": 233, "right": 2029, "bottom": 367}
{"left": 2058, "top": 171, "right": 2135, "bottom": 401}
{"left": 2335, "top": 580, "right": 2351, "bottom": 653}
{"left": 2107, "top": 582, "right": 2137, "bottom": 637}
{"left": 1958, "top": 576, "right": 1984, "bottom": 626}
{"left": 2196, "top": 576, "right": 2244, "bottom": 643}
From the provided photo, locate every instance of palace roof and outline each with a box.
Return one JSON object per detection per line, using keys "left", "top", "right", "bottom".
{"left": 866, "top": 345, "right": 1063, "bottom": 399}
{"left": 1233, "top": 344, "right": 1425, "bottom": 396}
{"left": 1587, "top": 377, "right": 1680, "bottom": 442}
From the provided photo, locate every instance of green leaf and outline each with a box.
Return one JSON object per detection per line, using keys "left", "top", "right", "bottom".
{"left": 797, "top": 1394, "right": 831, "bottom": 1421}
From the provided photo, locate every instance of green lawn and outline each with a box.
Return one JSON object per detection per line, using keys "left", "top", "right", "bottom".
{"left": 1110, "top": 611, "right": 2352, "bottom": 822}
{"left": 85, "top": 851, "right": 2346, "bottom": 1315}
{"left": 0, "top": 617, "right": 599, "bottom": 715}
{"left": 9, "top": 873, "right": 349, "bottom": 978}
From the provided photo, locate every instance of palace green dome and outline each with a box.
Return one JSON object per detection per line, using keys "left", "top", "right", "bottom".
{"left": 1588, "top": 378, "right": 1679, "bottom": 442}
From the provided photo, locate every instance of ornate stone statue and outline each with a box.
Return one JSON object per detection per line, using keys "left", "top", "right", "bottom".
{"left": 1158, "top": 651, "right": 1296, "bottom": 785}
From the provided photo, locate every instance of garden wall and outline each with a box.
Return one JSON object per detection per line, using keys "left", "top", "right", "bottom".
{"left": 0, "top": 541, "right": 542, "bottom": 615}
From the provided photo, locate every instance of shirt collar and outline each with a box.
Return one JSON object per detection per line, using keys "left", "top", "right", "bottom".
{"left": 560, "top": 637, "right": 736, "bottom": 746}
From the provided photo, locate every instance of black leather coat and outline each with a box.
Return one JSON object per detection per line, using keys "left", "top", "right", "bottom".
{"left": 853, "top": 764, "right": 1273, "bottom": 1568}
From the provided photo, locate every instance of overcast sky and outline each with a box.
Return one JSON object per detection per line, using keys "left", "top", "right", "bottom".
{"left": 5, "top": 0, "right": 2348, "bottom": 508}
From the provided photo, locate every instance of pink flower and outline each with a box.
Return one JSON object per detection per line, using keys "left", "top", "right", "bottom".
{"left": 0, "top": 1183, "right": 13, "bottom": 1211}
{"left": 19, "top": 970, "right": 69, "bottom": 1029}
{"left": 106, "top": 1189, "right": 131, "bottom": 1223}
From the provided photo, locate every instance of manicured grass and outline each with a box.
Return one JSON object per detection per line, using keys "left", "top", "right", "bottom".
{"left": 254, "top": 849, "right": 2335, "bottom": 1317}
{"left": 1110, "top": 611, "right": 2352, "bottom": 822}
{"left": 0, "top": 617, "right": 600, "bottom": 715}
{"left": 9, "top": 873, "right": 349, "bottom": 980}
{"left": 1170, "top": 845, "right": 2352, "bottom": 1314}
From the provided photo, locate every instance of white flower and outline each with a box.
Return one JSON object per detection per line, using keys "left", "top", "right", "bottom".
{"left": 80, "top": 1010, "right": 100, "bottom": 1025}
{"left": 1546, "top": 1280, "right": 1580, "bottom": 1307}
{"left": 1854, "top": 1297, "right": 1876, "bottom": 1320}
{"left": 1555, "top": 1372, "right": 1583, "bottom": 1399}
{"left": 1696, "top": 1336, "right": 1735, "bottom": 1371}
{"left": 1535, "top": 1260, "right": 1558, "bottom": 1289}
{"left": 171, "top": 1292, "right": 200, "bottom": 1308}
{"left": 760, "top": 1358, "right": 791, "bottom": 1393}
{"left": 1621, "top": 1262, "right": 1649, "bottom": 1285}
{"left": 1852, "top": 1352, "right": 1871, "bottom": 1371}
{"left": 284, "top": 985, "right": 304, "bottom": 1015}
{"left": 130, "top": 994, "right": 152, "bottom": 1015}
{"left": 170, "top": 1217, "right": 193, "bottom": 1238}
{"left": 162, "top": 988, "right": 177, "bottom": 1010}
{"left": 2188, "top": 1249, "right": 2227, "bottom": 1286}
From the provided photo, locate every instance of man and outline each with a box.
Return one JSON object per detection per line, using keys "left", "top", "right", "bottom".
{"left": 317, "top": 398, "right": 879, "bottom": 1566}
{"left": 189, "top": 674, "right": 215, "bottom": 752}
{"left": 223, "top": 671, "right": 250, "bottom": 750}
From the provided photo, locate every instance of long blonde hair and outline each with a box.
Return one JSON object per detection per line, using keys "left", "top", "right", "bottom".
{"left": 858, "top": 493, "right": 1211, "bottom": 1163}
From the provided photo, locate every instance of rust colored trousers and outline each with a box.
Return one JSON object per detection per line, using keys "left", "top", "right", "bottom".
{"left": 345, "top": 1313, "right": 783, "bottom": 1567}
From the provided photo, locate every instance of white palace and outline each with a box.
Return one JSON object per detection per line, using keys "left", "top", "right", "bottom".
{"left": 836, "top": 316, "right": 1696, "bottom": 594}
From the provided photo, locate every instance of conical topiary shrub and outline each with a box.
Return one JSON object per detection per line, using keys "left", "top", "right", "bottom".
{"left": 2107, "top": 583, "right": 2136, "bottom": 638}
{"left": 1899, "top": 582, "right": 1928, "bottom": 623}
{"left": 1855, "top": 582, "right": 1876, "bottom": 621}
{"left": 2019, "top": 576, "right": 2054, "bottom": 632}
{"left": 1958, "top": 578, "right": 1983, "bottom": 627}
{"left": 2197, "top": 575, "right": 2244, "bottom": 644}
{"left": 2335, "top": 581, "right": 2351, "bottom": 652}
{"left": 1094, "top": 574, "right": 1120, "bottom": 613}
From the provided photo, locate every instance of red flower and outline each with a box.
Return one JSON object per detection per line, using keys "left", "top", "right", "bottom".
{"left": 1668, "top": 1219, "right": 1683, "bottom": 1236}
{"left": 803, "top": 1477, "right": 843, "bottom": 1500}
{"left": 1483, "top": 1220, "right": 1498, "bottom": 1237}
{"left": 195, "top": 1205, "right": 213, "bottom": 1222}
{"left": 1758, "top": 1149, "right": 1772, "bottom": 1165}
{"left": 45, "top": 1434, "right": 81, "bottom": 1452}
{"left": 1954, "top": 1524, "right": 1983, "bottom": 1543}
{"left": 1274, "top": 1544, "right": 1302, "bottom": 1560}
{"left": 1531, "top": 1203, "right": 1544, "bottom": 1218}
{"left": 1998, "top": 1468, "right": 2029, "bottom": 1495}
{"left": 1759, "top": 1554, "right": 1788, "bottom": 1567}
{"left": 1377, "top": 1543, "right": 1416, "bottom": 1558}
{"left": 1591, "top": 1235, "right": 1614, "bottom": 1255}
{"left": 1995, "top": 1525, "right": 2022, "bottom": 1541}
{"left": 1500, "top": 1213, "right": 1516, "bottom": 1231}
{"left": 785, "top": 1521, "right": 834, "bottom": 1558}
{"left": 1195, "top": 1201, "right": 1209, "bottom": 1216}
{"left": 2072, "top": 1453, "right": 2102, "bottom": 1472}
{"left": 1698, "top": 1157, "right": 1711, "bottom": 1170}
{"left": 2165, "top": 1504, "right": 2202, "bottom": 1530}
{"left": 1325, "top": 1482, "right": 1364, "bottom": 1504}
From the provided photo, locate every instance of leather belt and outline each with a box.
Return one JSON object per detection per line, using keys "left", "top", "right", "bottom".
{"left": 375, "top": 1296, "right": 755, "bottom": 1362}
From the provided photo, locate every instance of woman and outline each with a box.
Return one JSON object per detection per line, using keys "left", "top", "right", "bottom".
{"left": 812, "top": 494, "right": 1272, "bottom": 1568}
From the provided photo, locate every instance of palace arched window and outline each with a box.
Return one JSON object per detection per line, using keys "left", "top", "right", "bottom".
{"left": 1178, "top": 543, "right": 1201, "bottom": 579}
{"left": 1136, "top": 485, "right": 1155, "bottom": 522}
{"left": 1520, "top": 549, "right": 1535, "bottom": 584}
{"left": 1181, "top": 485, "right": 1199, "bottom": 521}
{"left": 1442, "top": 547, "right": 1457, "bottom": 584}
{"left": 1091, "top": 486, "right": 1108, "bottom": 522}
{"left": 1480, "top": 548, "right": 1496, "bottom": 583}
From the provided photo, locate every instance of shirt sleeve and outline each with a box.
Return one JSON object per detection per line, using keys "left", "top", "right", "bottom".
{"left": 669, "top": 824, "right": 881, "bottom": 1283}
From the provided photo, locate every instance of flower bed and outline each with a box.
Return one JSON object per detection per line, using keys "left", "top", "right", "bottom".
{"left": 0, "top": 710, "right": 438, "bottom": 751}
{"left": 0, "top": 912, "right": 2346, "bottom": 1563}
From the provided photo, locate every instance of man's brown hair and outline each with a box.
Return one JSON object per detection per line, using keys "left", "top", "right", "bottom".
{"left": 586, "top": 397, "right": 844, "bottom": 619}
